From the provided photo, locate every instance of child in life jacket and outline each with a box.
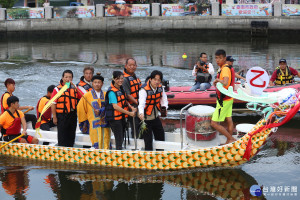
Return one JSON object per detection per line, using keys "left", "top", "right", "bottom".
{"left": 0, "top": 96, "right": 38, "bottom": 144}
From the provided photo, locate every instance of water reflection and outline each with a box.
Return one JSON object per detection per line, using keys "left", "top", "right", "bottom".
{"left": 0, "top": 166, "right": 29, "bottom": 199}
{"left": 69, "top": 169, "right": 263, "bottom": 200}
{"left": 0, "top": 156, "right": 263, "bottom": 200}
{"left": 0, "top": 36, "right": 300, "bottom": 71}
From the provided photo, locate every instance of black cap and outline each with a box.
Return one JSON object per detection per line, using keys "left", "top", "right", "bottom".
{"left": 279, "top": 59, "right": 286, "bottom": 63}
{"left": 226, "top": 56, "right": 235, "bottom": 62}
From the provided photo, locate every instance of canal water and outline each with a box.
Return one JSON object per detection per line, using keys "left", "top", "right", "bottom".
{"left": 0, "top": 35, "right": 299, "bottom": 199}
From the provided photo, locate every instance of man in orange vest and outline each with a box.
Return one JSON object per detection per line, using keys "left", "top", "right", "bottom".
{"left": 77, "top": 66, "right": 94, "bottom": 94}
{"left": 138, "top": 70, "right": 168, "bottom": 151}
{"left": 122, "top": 58, "right": 141, "bottom": 138}
{"left": 0, "top": 96, "right": 38, "bottom": 144}
{"left": 36, "top": 85, "right": 56, "bottom": 131}
{"left": 51, "top": 70, "right": 82, "bottom": 147}
{"left": 211, "top": 49, "right": 236, "bottom": 145}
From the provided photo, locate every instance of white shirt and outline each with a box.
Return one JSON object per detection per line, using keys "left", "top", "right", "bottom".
{"left": 95, "top": 91, "right": 101, "bottom": 99}
{"left": 192, "top": 63, "right": 214, "bottom": 76}
{"left": 138, "top": 85, "right": 168, "bottom": 116}
{"left": 78, "top": 78, "right": 92, "bottom": 94}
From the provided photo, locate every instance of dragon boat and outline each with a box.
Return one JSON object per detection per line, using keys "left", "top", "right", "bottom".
{"left": 166, "top": 82, "right": 300, "bottom": 107}
{"left": 0, "top": 79, "right": 299, "bottom": 170}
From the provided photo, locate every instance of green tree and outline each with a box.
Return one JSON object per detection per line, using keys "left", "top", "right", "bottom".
{"left": 0, "top": 0, "right": 17, "bottom": 8}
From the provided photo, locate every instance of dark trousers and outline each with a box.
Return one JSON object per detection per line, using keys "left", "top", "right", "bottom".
{"left": 144, "top": 117, "right": 165, "bottom": 151}
{"left": 109, "top": 119, "right": 126, "bottom": 150}
{"left": 25, "top": 114, "right": 37, "bottom": 129}
{"left": 40, "top": 119, "right": 56, "bottom": 131}
{"left": 128, "top": 115, "right": 140, "bottom": 138}
{"left": 57, "top": 111, "right": 77, "bottom": 147}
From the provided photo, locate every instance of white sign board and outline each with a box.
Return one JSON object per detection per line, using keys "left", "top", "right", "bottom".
{"left": 246, "top": 67, "right": 269, "bottom": 96}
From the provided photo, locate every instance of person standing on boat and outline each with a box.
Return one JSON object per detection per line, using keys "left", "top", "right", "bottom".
{"left": 77, "top": 66, "right": 94, "bottom": 94}
{"left": 123, "top": 58, "right": 142, "bottom": 138}
{"left": 1, "top": 78, "right": 37, "bottom": 129}
{"left": 0, "top": 96, "right": 38, "bottom": 144}
{"left": 36, "top": 85, "right": 56, "bottom": 131}
{"left": 269, "top": 59, "right": 300, "bottom": 86}
{"left": 51, "top": 70, "right": 82, "bottom": 147}
{"left": 77, "top": 73, "right": 111, "bottom": 149}
{"left": 105, "top": 71, "right": 136, "bottom": 150}
{"left": 190, "top": 53, "right": 214, "bottom": 91}
{"left": 226, "top": 56, "right": 246, "bottom": 81}
{"left": 138, "top": 70, "right": 168, "bottom": 151}
{"left": 211, "top": 49, "right": 236, "bottom": 144}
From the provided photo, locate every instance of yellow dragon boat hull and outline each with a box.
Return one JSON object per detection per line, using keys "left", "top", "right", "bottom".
{"left": 0, "top": 119, "right": 272, "bottom": 170}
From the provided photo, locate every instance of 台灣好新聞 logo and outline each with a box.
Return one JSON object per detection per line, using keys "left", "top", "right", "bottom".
{"left": 250, "top": 185, "right": 262, "bottom": 196}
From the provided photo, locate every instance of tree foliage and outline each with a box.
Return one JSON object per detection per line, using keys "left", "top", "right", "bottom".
{"left": 0, "top": 0, "right": 17, "bottom": 8}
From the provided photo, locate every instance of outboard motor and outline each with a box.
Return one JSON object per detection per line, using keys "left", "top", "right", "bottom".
{"left": 162, "top": 79, "right": 169, "bottom": 92}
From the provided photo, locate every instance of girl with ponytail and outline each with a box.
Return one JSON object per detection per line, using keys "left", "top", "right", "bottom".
{"left": 105, "top": 71, "right": 136, "bottom": 150}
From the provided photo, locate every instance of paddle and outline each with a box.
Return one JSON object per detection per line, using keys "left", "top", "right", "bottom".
{"left": 0, "top": 134, "right": 24, "bottom": 149}
{"left": 23, "top": 108, "right": 31, "bottom": 114}
{"left": 35, "top": 82, "right": 71, "bottom": 136}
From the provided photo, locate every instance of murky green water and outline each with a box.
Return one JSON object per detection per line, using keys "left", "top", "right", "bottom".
{"left": 0, "top": 36, "right": 299, "bottom": 199}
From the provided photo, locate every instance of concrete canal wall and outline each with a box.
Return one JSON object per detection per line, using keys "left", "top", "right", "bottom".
{"left": 0, "top": 2, "right": 299, "bottom": 36}
{"left": 0, "top": 16, "right": 299, "bottom": 34}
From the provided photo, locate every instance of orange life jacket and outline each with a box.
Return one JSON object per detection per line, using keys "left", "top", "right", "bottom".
{"left": 1, "top": 92, "right": 12, "bottom": 113}
{"left": 105, "top": 83, "right": 128, "bottom": 121}
{"left": 216, "top": 64, "right": 235, "bottom": 106}
{"left": 56, "top": 81, "right": 79, "bottom": 114}
{"left": 141, "top": 80, "right": 163, "bottom": 117}
{"left": 76, "top": 76, "right": 93, "bottom": 92}
{"left": 36, "top": 96, "right": 51, "bottom": 124}
{"left": 123, "top": 69, "right": 141, "bottom": 103}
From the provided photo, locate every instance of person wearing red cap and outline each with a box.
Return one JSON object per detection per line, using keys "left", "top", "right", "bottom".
{"left": 269, "top": 59, "right": 300, "bottom": 86}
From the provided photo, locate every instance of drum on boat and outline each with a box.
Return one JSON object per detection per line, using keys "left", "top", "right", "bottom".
{"left": 236, "top": 123, "right": 255, "bottom": 138}
{"left": 185, "top": 105, "right": 216, "bottom": 141}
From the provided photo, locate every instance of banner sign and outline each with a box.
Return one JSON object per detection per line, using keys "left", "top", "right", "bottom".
{"left": 54, "top": 6, "right": 95, "bottom": 18}
{"left": 162, "top": 4, "right": 185, "bottom": 16}
{"left": 222, "top": 4, "right": 272, "bottom": 16}
{"left": 162, "top": 4, "right": 210, "bottom": 16}
{"left": 282, "top": 4, "right": 300, "bottom": 16}
{"left": 7, "top": 8, "right": 44, "bottom": 20}
{"left": 105, "top": 4, "right": 150, "bottom": 17}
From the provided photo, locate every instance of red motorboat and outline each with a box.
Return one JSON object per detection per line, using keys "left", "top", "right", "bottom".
{"left": 166, "top": 82, "right": 300, "bottom": 108}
